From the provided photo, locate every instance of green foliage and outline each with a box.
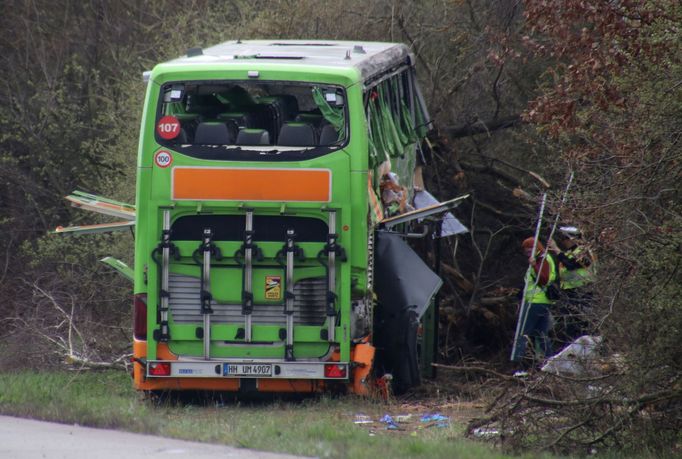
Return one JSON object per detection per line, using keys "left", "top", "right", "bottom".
{"left": 0, "top": 0, "right": 263, "bottom": 365}
{"left": 487, "top": 0, "right": 682, "bottom": 453}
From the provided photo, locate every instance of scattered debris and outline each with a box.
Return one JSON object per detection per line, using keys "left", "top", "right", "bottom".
{"left": 394, "top": 414, "right": 412, "bottom": 423}
{"left": 354, "top": 414, "right": 374, "bottom": 425}
{"left": 379, "top": 414, "right": 399, "bottom": 430}
{"left": 472, "top": 427, "right": 500, "bottom": 438}
{"left": 541, "top": 335, "right": 602, "bottom": 376}
{"left": 351, "top": 404, "right": 477, "bottom": 435}
{"left": 413, "top": 190, "right": 468, "bottom": 236}
{"left": 420, "top": 413, "right": 449, "bottom": 423}
{"left": 420, "top": 413, "right": 450, "bottom": 428}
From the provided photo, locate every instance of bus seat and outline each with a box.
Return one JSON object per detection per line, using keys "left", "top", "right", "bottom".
{"left": 236, "top": 128, "right": 270, "bottom": 145}
{"left": 175, "top": 128, "right": 188, "bottom": 144}
{"left": 194, "top": 122, "right": 234, "bottom": 145}
{"left": 256, "top": 97, "right": 287, "bottom": 143}
{"left": 271, "top": 94, "right": 299, "bottom": 120}
{"left": 278, "top": 122, "right": 317, "bottom": 146}
{"left": 295, "top": 113, "right": 323, "bottom": 127}
{"left": 218, "top": 112, "right": 258, "bottom": 129}
{"left": 319, "top": 124, "right": 339, "bottom": 145}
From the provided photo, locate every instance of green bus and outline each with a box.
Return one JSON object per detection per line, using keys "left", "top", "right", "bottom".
{"left": 62, "top": 40, "right": 460, "bottom": 395}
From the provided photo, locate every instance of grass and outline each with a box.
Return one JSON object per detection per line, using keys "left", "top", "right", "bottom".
{"left": 0, "top": 370, "right": 557, "bottom": 459}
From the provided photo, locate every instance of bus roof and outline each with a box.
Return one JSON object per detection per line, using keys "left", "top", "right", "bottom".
{"left": 159, "top": 40, "right": 414, "bottom": 82}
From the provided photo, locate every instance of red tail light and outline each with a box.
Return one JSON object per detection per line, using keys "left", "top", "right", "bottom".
{"left": 324, "top": 364, "right": 347, "bottom": 378}
{"left": 148, "top": 362, "right": 171, "bottom": 376}
{"left": 133, "top": 293, "right": 147, "bottom": 340}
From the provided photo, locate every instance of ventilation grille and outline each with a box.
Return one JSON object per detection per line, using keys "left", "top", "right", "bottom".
{"left": 168, "top": 274, "right": 327, "bottom": 326}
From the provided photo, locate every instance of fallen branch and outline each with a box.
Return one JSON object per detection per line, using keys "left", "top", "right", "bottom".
{"left": 440, "top": 263, "right": 475, "bottom": 292}
{"left": 432, "top": 363, "right": 525, "bottom": 384}
{"left": 66, "top": 352, "right": 131, "bottom": 370}
{"left": 460, "top": 160, "right": 524, "bottom": 188}
{"left": 479, "top": 295, "right": 514, "bottom": 306}
{"left": 446, "top": 115, "right": 523, "bottom": 139}
{"left": 461, "top": 158, "right": 551, "bottom": 190}
{"left": 472, "top": 198, "right": 528, "bottom": 219}
{"left": 27, "top": 280, "right": 129, "bottom": 372}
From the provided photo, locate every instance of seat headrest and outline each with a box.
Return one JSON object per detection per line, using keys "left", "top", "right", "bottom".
{"left": 319, "top": 124, "right": 339, "bottom": 146}
{"left": 278, "top": 122, "right": 317, "bottom": 146}
{"left": 193, "top": 122, "right": 234, "bottom": 145}
{"left": 236, "top": 129, "right": 270, "bottom": 145}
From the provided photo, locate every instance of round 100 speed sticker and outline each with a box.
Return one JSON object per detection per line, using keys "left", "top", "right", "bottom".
{"left": 154, "top": 150, "right": 173, "bottom": 168}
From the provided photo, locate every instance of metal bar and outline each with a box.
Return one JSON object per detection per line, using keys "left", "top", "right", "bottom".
{"left": 326, "top": 211, "right": 337, "bottom": 343}
{"left": 244, "top": 210, "right": 254, "bottom": 342}
{"left": 65, "top": 194, "right": 136, "bottom": 220}
{"left": 511, "top": 194, "right": 546, "bottom": 362}
{"left": 432, "top": 219, "right": 443, "bottom": 376}
{"left": 53, "top": 220, "right": 135, "bottom": 235}
{"left": 363, "top": 64, "right": 411, "bottom": 91}
{"left": 100, "top": 257, "right": 134, "bottom": 282}
{"left": 201, "top": 228, "right": 213, "bottom": 360}
{"left": 159, "top": 211, "right": 171, "bottom": 342}
{"left": 284, "top": 229, "right": 295, "bottom": 361}
{"left": 380, "top": 194, "right": 469, "bottom": 229}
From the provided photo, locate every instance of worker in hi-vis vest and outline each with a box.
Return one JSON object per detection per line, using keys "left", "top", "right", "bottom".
{"left": 512, "top": 237, "right": 558, "bottom": 363}
{"left": 548, "top": 225, "right": 596, "bottom": 342}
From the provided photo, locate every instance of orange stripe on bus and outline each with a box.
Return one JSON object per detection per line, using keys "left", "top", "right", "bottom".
{"left": 172, "top": 167, "right": 331, "bottom": 202}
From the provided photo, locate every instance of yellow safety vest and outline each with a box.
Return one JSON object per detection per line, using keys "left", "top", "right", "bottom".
{"left": 559, "top": 246, "right": 596, "bottom": 290}
{"left": 524, "top": 254, "right": 557, "bottom": 304}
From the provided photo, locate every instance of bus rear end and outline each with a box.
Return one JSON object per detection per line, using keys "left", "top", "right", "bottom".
{"left": 131, "top": 63, "right": 374, "bottom": 394}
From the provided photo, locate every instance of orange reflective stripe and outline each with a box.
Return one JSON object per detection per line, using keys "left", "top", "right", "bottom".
{"left": 172, "top": 167, "right": 331, "bottom": 202}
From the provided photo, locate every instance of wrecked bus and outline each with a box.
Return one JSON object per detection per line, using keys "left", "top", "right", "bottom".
{"left": 60, "top": 40, "right": 466, "bottom": 395}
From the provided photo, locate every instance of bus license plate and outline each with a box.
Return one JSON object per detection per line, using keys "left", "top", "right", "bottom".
{"left": 223, "top": 363, "right": 273, "bottom": 377}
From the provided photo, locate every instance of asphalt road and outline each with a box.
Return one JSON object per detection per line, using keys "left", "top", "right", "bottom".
{"left": 0, "top": 415, "right": 309, "bottom": 459}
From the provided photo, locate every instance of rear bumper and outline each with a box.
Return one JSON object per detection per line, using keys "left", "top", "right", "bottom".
{"left": 131, "top": 341, "right": 374, "bottom": 394}
{"left": 146, "top": 359, "right": 349, "bottom": 380}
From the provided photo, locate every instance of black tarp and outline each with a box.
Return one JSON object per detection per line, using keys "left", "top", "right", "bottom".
{"left": 373, "top": 231, "right": 442, "bottom": 393}
{"left": 374, "top": 231, "right": 442, "bottom": 319}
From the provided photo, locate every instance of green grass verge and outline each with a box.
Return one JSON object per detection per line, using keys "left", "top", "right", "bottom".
{"left": 0, "top": 370, "right": 556, "bottom": 459}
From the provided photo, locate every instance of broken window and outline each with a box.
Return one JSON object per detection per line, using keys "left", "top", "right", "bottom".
{"left": 155, "top": 81, "right": 348, "bottom": 158}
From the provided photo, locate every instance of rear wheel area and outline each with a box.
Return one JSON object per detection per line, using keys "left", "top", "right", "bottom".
{"left": 373, "top": 307, "right": 421, "bottom": 395}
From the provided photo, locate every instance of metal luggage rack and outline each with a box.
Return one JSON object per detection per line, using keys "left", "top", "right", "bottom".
{"left": 152, "top": 208, "right": 346, "bottom": 362}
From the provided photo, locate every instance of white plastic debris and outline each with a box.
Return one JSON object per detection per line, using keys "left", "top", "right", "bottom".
{"left": 394, "top": 414, "right": 412, "bottom": 423}
{"left": 472, "top": 427, "right": 500, "bottom": 438}
{"left": 413, "top": 190, "right": 468, "bottom": 236}
{"left": 354, "top": 414, "right": 374, "bottom": 424}
{"left": 541, "top": 335, "right": 602, "bottom": 376}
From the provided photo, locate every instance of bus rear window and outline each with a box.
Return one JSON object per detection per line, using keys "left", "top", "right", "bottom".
{"left": 155, "top": 82, "right": 347, "bottom": 154}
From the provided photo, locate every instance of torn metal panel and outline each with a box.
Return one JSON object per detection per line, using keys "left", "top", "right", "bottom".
{"left": 374, "top": 231, "right": 442, "bottom": 319}
{"left": 413, "top": 190, "right": 468, "bottom": 237}
{"left": 53, "top": 221, "right": 135, "bottom": 235}
{"left": 358, "top": 44, "right": 413, "bottom": 82}
{"left": 100, "top": 256, "right": 134, "bottom": 282}
{"left": 379, "top": 194, "right": 469, "bottom": 230}
{"left": 65, "top": 190, "right": 136, "bottom": 220}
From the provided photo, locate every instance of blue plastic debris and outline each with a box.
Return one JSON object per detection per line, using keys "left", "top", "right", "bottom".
{"left": 420, "top": 413, "right": 449, "bottom": 423}
{"left": 379, "top": 414, "right": 399, "bottom": 430}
